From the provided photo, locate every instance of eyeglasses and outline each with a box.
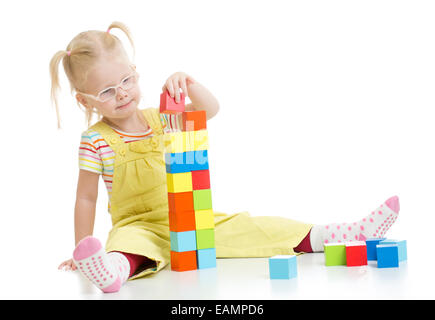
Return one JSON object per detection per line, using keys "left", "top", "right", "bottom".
{"left": 77, "top": 72, "right": 139, "bottom": 103}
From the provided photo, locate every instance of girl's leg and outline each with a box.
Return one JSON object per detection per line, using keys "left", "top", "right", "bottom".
{"left": 72, "top": 236, "right": 136, "bottom": 293}
{"left": 294, "top": 229, "right": 313, "bottom": 253}
{"left": 308, "top": 196, "right": 400, "bottom": 252}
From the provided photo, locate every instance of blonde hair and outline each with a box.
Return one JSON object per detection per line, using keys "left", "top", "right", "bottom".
{"left": 49, "top": 21, "right": 136, "bottom": 129}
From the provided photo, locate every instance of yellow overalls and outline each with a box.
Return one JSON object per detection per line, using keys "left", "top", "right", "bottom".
{"left": 89, "top": 107, "right": 312, "bottom": 280}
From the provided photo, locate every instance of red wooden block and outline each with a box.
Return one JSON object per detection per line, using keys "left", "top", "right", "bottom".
{"left": 345, "top": 241, "right": 368, "bottom": 267}
{"left": 171, "top": 250, "right": 197, "bottom": 271}
{"left": 182, "top": 110, "right": 207, "bottom": 131}
{"left": 160, "top": 90, "right": 185, "bottom": 114}
{"left": 191, "top": 169, "right": 210, "bottom": 190}
{"left": 168, "top": 192, "right": 194, "bottom": 213}
{"left": 169, "top": 210, "right": 196, "bottom": 232}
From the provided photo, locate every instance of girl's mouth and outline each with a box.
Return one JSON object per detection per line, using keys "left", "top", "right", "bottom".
{"left": 117, "top": 100, "right": 132, "bottom": 110}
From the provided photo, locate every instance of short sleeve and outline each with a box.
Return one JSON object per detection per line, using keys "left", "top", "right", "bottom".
{"left": 78, "top": 130, "right": 103, "bottom": 174}
{"left": 159, "top": 112, "right": 183, "bottom": 133}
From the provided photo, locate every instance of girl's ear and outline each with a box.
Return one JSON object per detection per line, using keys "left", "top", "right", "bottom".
{"left": 76, "top": 93, "right": 91, "bottom": 109}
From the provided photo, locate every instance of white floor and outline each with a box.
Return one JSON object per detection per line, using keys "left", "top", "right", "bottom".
{"left": 3, "top": 241, "right": 433, "bottom": 300}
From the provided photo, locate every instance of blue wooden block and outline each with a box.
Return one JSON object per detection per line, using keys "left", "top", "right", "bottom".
{"left": 376, "top": 244, "right": 399, "bottom": 268}
{"left": 365, "top": 238, "right": 386, "bottom": 261}
{"left": 190, "top": 150, "right": 209, "bottom": 171}
{"left": 170, "top": 231, "right": 197, "bottom": 252}
{"left": 165, "top": 152, "right": 191, "bottom": 173}
{"left": 197, "top": 248, "right": 216, "bottom": 269}
{"left": 269, "top": 255, "right": 297, "bottom": 279}
{"left": 166, "top": 151, "right": 209, "bottom": 172}
{"left": 379, "top": 239, "right": 407, "bottom": 262}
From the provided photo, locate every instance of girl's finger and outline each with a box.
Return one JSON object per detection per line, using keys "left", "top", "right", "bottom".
{"left": 166, "top": 80, "right": 175, "bottom": 98}
{"left": 180, "top": 76, "right": 189, "bottom": 98}
{"left": 172, "top": 78, "right": 181, "bottom": 103}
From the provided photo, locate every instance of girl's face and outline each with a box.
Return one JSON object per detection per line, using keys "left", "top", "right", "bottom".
{"left": 76, "top": 55, "right": 141, "bottom": 121}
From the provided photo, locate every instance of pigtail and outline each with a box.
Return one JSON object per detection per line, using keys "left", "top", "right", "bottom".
{"left": 49, "top": 50, "right": 70, "bottom": 129}
{"left": 106, "top": 21, "right": 136, "bottom": 62}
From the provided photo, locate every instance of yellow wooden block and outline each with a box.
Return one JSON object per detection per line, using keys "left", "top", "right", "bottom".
{"left": 164, "top": 132, "right": 195, "bottom": 153}
{"left": 195, "top": 209, "right": 215, "bottom": 230}
{"left": 166, "top": 172, "right": 193, "bottom": 193}
{"left": 186, "top": 130, "right": 208, "bottom": 151}
{"left": 163, "top": 132, "right": 184, "bottom": 153}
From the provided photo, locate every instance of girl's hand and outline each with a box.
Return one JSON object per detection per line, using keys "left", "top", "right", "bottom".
{"left": 162, "top": 72, "right": 195, "bottom": 103}
{"left": 58, "top": 258, "right": 77, "bottom": 271}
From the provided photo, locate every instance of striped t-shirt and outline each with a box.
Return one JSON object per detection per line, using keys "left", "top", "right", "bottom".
{"left": 78, "top": 112, "right": 182, "bottom": 210}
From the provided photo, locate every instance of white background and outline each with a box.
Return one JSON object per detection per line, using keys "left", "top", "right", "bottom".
{"left": 1, "top": 0, "right": 434, "bottom": 299}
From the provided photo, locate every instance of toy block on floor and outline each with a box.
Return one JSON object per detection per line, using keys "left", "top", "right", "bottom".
{"left": 191, "top": 170, "right": 211, "bottom": 190}
{"left": 169, "top": 210, "right": 196, "bottom": 232}
{"left": 167, "top": 192, "right": 194, "bottom": 213}
{"left": 197, "top": 248, "right": 216, "bottom": 269}
{"left": 195, "top": 209, "right": 215, "bottom": 230}
{"left": 162, "top": 102, "right": 216, "bottom": 272}
{"left": 160, "top": 90, "right": 185, "bottom": 114}
{"left": 170, "top": 231, "right": 197, "bottom": 252}
{"left": 196, "top": 228, "right": 215, "bottom": 250}
{"left": 365, "top": 238, "right": 386, "bottom": 261}
{"left": 182, "top": 110, "right": 207, "bottom": 131}
{"left": 193, "top": 189, "right": 213, "bottom": 210}
{"left": 376, "top": 244, "right": 399, "bottom": 268}
{"left": 269, "top": 255, "right": 297, "bottom": 279}
{"left": 166, "top": 172, "right": 193, "bottom": 193}
{"left": 345, "top": 241, "right": 368, "bottom": 267}
{"left": 379, "top": 239, "right": 407, "bottom": 262}
{"left": 324, "top": 243, "right": 346, "bottom": 266}
{"left": 171, "top": 250, "right": 197, "bottom": 272}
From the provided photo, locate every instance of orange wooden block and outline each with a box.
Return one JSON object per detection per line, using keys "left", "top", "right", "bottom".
{"left": 171, "top": 250, "right": 197, "bottom": 271}
{"left": 182, "top": 110, "right": 207, "bottom": 131}
{"left": 167, "top": 192, "right": 194, "bottom": 213}
{"left": 169, "top": 210, "right": 196, "bottom": 232}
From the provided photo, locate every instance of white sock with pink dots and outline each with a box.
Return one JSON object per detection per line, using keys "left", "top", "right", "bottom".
{"left": 72, "top": 236, "right": 130, "bottom": 293}
{"left": 309, "top": 196, "right": 400, "bottom": 252}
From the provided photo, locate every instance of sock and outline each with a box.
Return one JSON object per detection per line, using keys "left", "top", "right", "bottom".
{"left": 72, "top": 236, "right": 130, "bottom": 293}
{"left": 309, "top": 196, "right": 400, "bottom": 252}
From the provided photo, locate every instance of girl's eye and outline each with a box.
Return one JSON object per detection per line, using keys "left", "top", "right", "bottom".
{"left": 123, "top": 77, "right": 132, "bottom": 84}
{"left": 101, "top": 88, "right": 112, "bottom": 94}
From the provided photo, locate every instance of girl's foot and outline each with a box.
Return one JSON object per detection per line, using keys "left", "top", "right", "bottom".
{"left": 72, "top": 236, "right": 130, "bottom": 293}
{"left": 309, "top": 196, "right": 400, "bottom": 252}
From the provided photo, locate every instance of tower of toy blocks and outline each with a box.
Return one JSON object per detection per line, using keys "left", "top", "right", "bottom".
{"left": 160, "top": 90, "right": 217, "bottom": 272}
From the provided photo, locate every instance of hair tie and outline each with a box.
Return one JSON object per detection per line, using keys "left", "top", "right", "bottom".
{"left": 66, "top": 50, "right": 71, "bottom": 56}
{"left": 107, "top": 28, "right": 111, "bottom": 33}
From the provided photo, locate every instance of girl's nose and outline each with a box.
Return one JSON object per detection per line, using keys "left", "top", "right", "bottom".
{"left": 116, "top": 87, "right": 128, "bottom": 99}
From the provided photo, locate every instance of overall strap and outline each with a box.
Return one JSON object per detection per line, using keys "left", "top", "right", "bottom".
{"left": 88, "top": 120, "right": 125, "bottom": 152}
{"left": 142, "top": 108, "right": 164, "bottom": 135}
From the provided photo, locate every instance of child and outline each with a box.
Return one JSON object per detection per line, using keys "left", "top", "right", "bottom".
{"left": 51, "top": 22, "right": 400, "bottom": 293}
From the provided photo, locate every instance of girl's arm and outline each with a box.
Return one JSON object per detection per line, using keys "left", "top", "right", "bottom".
{"left": 58, "top": 169, "right": 99, "bottom": 271}
{"left": 163, "top": 72, "right": 220, "bottom": 120}
{"left": 74, "top": 169, "right": 99, "bottom": 245}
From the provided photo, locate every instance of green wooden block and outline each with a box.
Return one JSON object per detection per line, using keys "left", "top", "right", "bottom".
{"left": 324, "top": 243, "right": 347, "bottom": 266}
{"left": 193, "top": 189, "right": 212, "bottom": 210}
{"left": 196, "top": 228, "right": 215, "bottom": 249}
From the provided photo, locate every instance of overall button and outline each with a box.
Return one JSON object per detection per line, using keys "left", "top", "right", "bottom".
{"left": 110, "top": 137, "right": 118, "bottom": 144}
{"left": 151, "top": 139, "right": 159, "bottom": 148}
{"left": 119, "top": 149, "right": 126, "bottom": 156}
